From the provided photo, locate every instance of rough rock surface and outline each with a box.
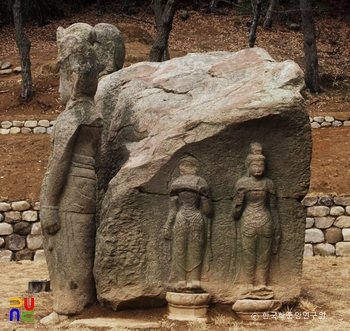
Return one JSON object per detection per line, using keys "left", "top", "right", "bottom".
{"left": 303, "top": 244, "right": 314, "bottom": 257}
{"left": 13, "top": 221, "right": 31, "bottom": 235}
{"left": 12, "top": 200, "right": 31, "bottom": 211}
{"left": 325, "top": 227, "right": 343, "bottom": 244}
{"left": 335, "top": 242, "right": 350, "bottom": 256}
{"left": 14, "top": 248, "right": 35, "bottom": 261}
{"left": 4, "top": 211, "right": 21, "bottom": 223}
{"left": 6, "top": 234, "right": 26, "bottom": 251}
{"left": 305, "top": 228, "right": 324, "bottom": 243}
{"left": 314, "top": 216, "right": 335, "bottom": 229}
{"left": 334, "top": 216, "right": 350, "bottom": 228}
{"left": 342, "top": 229, "right": 350, "bottom": 241}
{"left": 307, "top": 206, "right": 329, "bottom": 217}
{"left": 0, "top": 249, "right": 12, "bottom": 261}
{"left": 305, "top": 217, "right": 314, "bottom": 228}
{"left": 94, "top": 48, "right": 311, "bottom": 309}
{"left": 330, "top": 206, "right": 345, "bottom": 216}
{"left": 313, "top": 243, "right": 335, "bottom": 256}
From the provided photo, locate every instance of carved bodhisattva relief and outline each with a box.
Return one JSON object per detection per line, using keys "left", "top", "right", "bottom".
{"left": 40, "top": 23, "right": 104, "bottom": 317}
{"left": 163, "top": 156, "right": 212, "bottom": 292}
{"left": 232, "top": 143, "right": 281, "bottom": 300}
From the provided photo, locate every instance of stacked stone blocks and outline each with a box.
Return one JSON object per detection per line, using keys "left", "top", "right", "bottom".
{"left": 0, "top": 120, "right": 56, "bottom": 134}
{"left": 2, "top": 115, "right": 349, "bottom": 135}
{"left": 0, "top": 200, "right": 44, "bottom": 261}
{"left": 2, "top": 196, "right": 350, "bottom": 261}
{"left": 304, "top": 196, "right": 350, "bottom": 257}
{"left": 309, "top": 115, "right": 350, "bottom": 128}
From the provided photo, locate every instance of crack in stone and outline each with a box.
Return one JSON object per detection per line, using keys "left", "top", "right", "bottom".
{"left": 135, "top": 187, "right": 168, "bottom": 196}
{"left": 153, "top": 84, "right": 190, "bottom": 95}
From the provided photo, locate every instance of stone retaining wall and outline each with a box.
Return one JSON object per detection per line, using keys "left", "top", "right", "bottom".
{"left": 303, "top": 196, "right": 350, "bottom": 257}
{"left": 0, "top": 120, "right": 55, "bottom": 134}
{"left": 0, "top": 201, "right": 44, "bottom": 261}
{"left": 309, "top": 115, "right": 350, "bottom": 128}
{"left": 2, "top": 116, "right": 350, "bottom": 135}
{"left": 2, "top": 196, "right": 350, "bottom": 261}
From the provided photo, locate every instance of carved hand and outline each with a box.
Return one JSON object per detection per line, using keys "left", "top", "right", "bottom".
{"left": 232, "top": 191, "right": 245, "bottom": 220}
{"left": 272, "top": 235, "right": 280, "bottom": 254}
{"left": 41, "top": 206, "right": 61, "bottom": 235}
{"left": 201, "top": 196, "right": 212, "bottom": 216}
{"left": 235, "top": 191, "right": 245, "bottom": 205}
{"left": 162, "top": 226, "right": 172, "bottom": 240}
{"left": 272, "top": 224, "right": 281, "bottom": 254}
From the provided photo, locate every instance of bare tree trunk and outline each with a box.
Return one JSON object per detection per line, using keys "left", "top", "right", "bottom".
{"left": 300, "top": 0, "right": 319, "bottom": 94}
{"left": 12, "top": 0, "right": 34, "bottom": 99}
{"left": 263, "top": 0, "right": 277, "bottom": 30}
{"left": 209, "top": 0, "right": 230, "bottom": 13}
{"left": 34, "top": 0, "right": 46, "bottom": 27}
{"left": 209, "top": 0, "right": 218, "bottom": 12}
{"left": 97, "top": 0, "right": 106, "bottom": 14}
{"left": 148, "top": 0, "right": 179, "bottom": 62}
{"left": 153, "top": 0, "right": 170, "bottom": 61}
{"left": 248, "top": 0, "right": 264, "bottom": 48}
{"left": 193, "top": 0, "right": 200, "bottom": 11}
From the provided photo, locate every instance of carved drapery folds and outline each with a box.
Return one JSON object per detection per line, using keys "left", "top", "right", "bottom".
{"left": 232, "top": 143, "right": 281, "bottom": 300}
{"left": 40, "top": 23, "right": 125, "bottom": 316}
{"left": 163, "top": 155, "right": 212, "bottom": 292}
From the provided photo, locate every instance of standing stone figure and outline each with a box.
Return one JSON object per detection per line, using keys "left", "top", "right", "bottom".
{"left": 163, "top": 156, "right": 212, "bottom": 292}
{"left": 232, "top": 143, "right": 280, "bottom": 299}
{"left": 40, "top": 24, "right": 103, "bottom": 317}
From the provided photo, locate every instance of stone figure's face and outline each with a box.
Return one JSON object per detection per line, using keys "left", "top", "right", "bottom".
{"left": 249, "top": 160, "right": 265, "bottom": 178}
{"left": 57, "top": 32, "right": 98, "bottom": 105}
{"left": 58, "top": 63, "right": 72, "bottom": 105}
{"left": 179, "top": 161, "right": 198, "bottom": 176}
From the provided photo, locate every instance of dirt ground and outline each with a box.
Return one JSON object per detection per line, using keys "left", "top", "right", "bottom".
{"left": 0, "top": 4, "right": 350, "bottom": 202}
{"left": 1, "top": 256, "right": 350, "bottom": 330}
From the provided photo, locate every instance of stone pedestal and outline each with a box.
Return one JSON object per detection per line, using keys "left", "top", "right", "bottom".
{"left": 166, "top": 292, "right": 211, "bottom": 322}
{"left": 232, "top": 299, "right": 282, "bottom": 321}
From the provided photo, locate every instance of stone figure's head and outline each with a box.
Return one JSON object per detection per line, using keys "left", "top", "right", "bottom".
{"left": 57, "top": 23, "right": 125, "bottom": 104}
{"left": 57, "top": 23, "right": 98, "bottom": 104}
{"left": 245, "top": 142, "right": 265, "bottom": 178}
{"left": 94, "top": 23, "right": 125, "bottom": 79}
{"left": 179, "top": 155, "right": 199, "bottom": 176}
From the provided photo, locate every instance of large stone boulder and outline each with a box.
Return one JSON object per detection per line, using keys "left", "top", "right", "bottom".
{"left": 94, "top": 48, "right": 311, "bottom": 309}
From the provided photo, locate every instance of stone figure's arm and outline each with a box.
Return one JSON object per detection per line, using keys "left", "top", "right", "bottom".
{"left": 269, "top": 184, "right": 281, "bottom": 254}
{"left": 162, "top": 196, "right": 178, "bottom": 240}
{"left": 232, "top": 187, "right": 245, "bottom": 220}
{"left": 40, "top": 205, "right": 60, "bottom": 235}
{"left": 93, "top": 124, "right": 103, "bottom": 174}
{"left": 41, "top": 130, "right": 78, "bottom": 235}
{"left": 204, "top": 198, "right": 213, "bottom": 268}
{"left": 198, "top": 178, "right": 212, "bottom": 217}
{"left": 201, "top": 196, "right": 212, "bottom": 218}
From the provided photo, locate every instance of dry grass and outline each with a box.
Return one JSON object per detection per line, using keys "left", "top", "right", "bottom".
{"left": 298, "top": 298, "right": 318, "bottom": 312}
{"left": 1, "top": 256, "right": 350, "bottom": 330}
{"left": 211, "top": 313, "right": 236, "bottom": 326}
